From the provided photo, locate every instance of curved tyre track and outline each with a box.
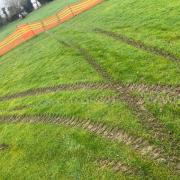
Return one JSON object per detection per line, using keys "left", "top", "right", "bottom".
{"left": 0, "top": 82, "right": 106, "bottom": 101}
{"left": 95, "top": 28, "right": 180, "bottom": 62}
{"left": 0, "top": 114, "right": 179, "bottom": 172}
{"left": 127, "top": 83, "right": 180, "bottom": 97}
{"left": 0, "top": 82, "right": 179, "bottom": 103}
{"left": 0, "top": 82, "right": 180, "bottom": 104}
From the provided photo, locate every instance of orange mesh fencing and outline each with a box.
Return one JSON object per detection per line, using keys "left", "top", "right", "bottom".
{"left": 0, "top": 0, "right": 103, "bottom": 56}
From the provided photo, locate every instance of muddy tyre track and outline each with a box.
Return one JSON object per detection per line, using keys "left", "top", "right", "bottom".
{"left": 0, "top": 114, "right": 179, "bottom": 172}
{"left": 0, "top": 82, "right": 107, "bottom": 101}
{"left": 0, "top": 82, "right": 179, "bottom": 103}
{"left": 0, "top": 82, "right": 179, "bottom": 105}
{"left": 127, "top": 83, "right": 180, "bottom": 97}
{"left": 95, "top": 28, "right": 180, "bottom": 62}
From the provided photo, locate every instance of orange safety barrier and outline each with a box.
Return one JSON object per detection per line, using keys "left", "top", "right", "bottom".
{"left": 0, "top": 0, "right": 103, "bottom": 57}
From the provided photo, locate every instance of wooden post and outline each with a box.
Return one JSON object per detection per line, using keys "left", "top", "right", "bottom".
{"left": 41, "top": 20, "right": 46, "bottom": 31}
{"left": 28, "top": 23, "right": 36, "bottom": 36}
{"left": 68, "top": 5, "right": 75, "bottom": 17}
{"left": 56, "top": 13, "right": 61, "bottom": 24}
{"left": 18, "top": 24, "right": 26, "bottom": 42}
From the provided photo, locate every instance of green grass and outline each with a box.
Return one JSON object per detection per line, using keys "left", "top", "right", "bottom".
{"left": 0, "top": 123, "right": 134, "bottom": 179}
{"left": 0, "top": 0, "right": 179, "bottom": 178}
{"left": 0, "top": 123, "right": 177, "bottom": 179}
{"left": 0, "top": 34, "right": 101, "bottom": 96}
{"left": 145, "top": 99, "right": 180, "bottom": 137}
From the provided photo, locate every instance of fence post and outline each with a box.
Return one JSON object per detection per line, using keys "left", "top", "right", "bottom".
{"left": 28, "top": 23, "right": 36, "bottom": 36}
{"left": 41, "top": 20, "right": 46, "bottom": 32}
{"left": 18, "top": 25, "right": 26, "bottom": 42}
{"left": 68, "top": 5, "right": 75, "bottom": 17}
{"left": 56, "top": 13, "right": 61, "bottom": 24}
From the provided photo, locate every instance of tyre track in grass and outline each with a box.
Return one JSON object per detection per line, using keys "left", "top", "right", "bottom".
{"left": 137, "top": 93, "right": 179, "bottom": 105}
{"left": 0, "top": 114, "right": 178, "bottom": 173}
{"left": 3, "top": 93, "right": 178, "bottom": 116}
{"left": 107, "top": 83, "right": 179, "bottom": 147}
{"left": 1, "top": 32, "right": 179, "bottom": 171}
{"left": 1, "top": 33, "right": 179, "bottom": 158}
{"left": 0, "top": 82, "right": 106, "bottom": 101}
{"left": 94, "top": 28, "right": 180, "bottom": 62}
{"left": 0, "top": 82, "right": 179, "bottom": 104}
{"left": 39, "top": 32, "right": 179, "bottom": 167}
{"left": 64, "top": 40, "right": 178, "bottom": 143}
{"left": 127, "top": 83, "right": 180, "bottom": 97}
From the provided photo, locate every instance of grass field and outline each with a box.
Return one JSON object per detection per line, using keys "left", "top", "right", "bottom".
{"left": 0, "top": 0, "right": 179, "bottom": 179}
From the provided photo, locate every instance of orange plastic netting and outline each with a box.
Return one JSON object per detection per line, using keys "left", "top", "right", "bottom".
{"left": 0, "top": 0, "right": 103, "bottom": 56}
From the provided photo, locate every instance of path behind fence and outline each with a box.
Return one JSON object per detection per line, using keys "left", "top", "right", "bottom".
{"left": 0, "top": 0, "right": 103, "bottom": 57}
